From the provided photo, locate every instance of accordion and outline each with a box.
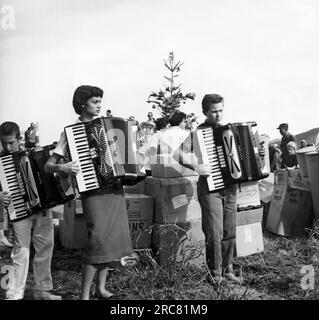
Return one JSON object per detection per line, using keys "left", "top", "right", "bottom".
{"left": 64, "top": 117, "right": 146, "bottom": 194}
{"left": 194, "top": 121, "right": 268, "bottom": 192}
{"left": 0, "top": 145, "right": 75, "bottom": 222}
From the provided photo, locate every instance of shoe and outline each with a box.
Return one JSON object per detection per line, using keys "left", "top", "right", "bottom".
{"left": 33, "top": 291, "right": 62, "bottom": 300}
{"left": 0, "top": 237, "right": 13, "bottom": 248}
{"left": 94, "top": 292, "right": 125, "bottom": 300}
{"left": 223, "top": 272, "right": 243, "bottom": 285}
{"left": 206, "top": 274, "right": 224, "bottom": 285}
{"left": 94, "top": 292, "right": 114, "bottom": 300}
{"left": 5, "top": 293, "right": 24, "bottom": 300}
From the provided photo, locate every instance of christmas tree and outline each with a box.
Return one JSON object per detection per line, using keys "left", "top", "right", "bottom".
{"left": 147, "top": 52, "right": 196, "bottom": 119}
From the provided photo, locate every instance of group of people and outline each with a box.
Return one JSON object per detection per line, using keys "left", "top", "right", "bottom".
{"left": 269, "top": 123, "right": 314, "bottom": 172}
{"left": 0, "top": 86, "right": 266, "bottom": 300}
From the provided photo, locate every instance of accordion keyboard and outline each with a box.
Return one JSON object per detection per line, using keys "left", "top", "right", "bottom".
{"left": 0, "top": 154, "right": 29, "bottom": 221}
{"left": 197, "top": 128, "right": 225, "bottom": 191}
{"left": 65, "top": 124, "right": 99, "bottom": 193}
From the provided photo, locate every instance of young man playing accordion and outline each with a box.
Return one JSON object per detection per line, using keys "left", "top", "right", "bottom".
{"left": 0, "top": 122, "right": 61, "bottom": 300}
{"left": 173, "top": 94, "right": 266, "bottom": 285}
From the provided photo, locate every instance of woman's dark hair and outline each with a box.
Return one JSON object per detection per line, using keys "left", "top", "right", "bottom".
{"left": 202, "top": 94, "right": 224, "bottom": 114}
{"left": 169, "top": 112, "right": 186, "bottom": 127}
{"left": 155, "top": 118, "right": 169, "bottom": 131}
{"left": 0, "top": 121, "right": 20, "bottom": 139}
{"left": 72, "top": 85, "right": 103, "bottom": 115}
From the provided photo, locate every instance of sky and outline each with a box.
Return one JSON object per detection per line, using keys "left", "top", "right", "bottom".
{"left": 0, "top": 0, "right": 319, "bottom": 145}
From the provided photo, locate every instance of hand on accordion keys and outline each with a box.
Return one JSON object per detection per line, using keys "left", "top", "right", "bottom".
{"left": 60, "top": 161, "right": 80, "bottom": 176}
{"left": 195, "top": 163, "right": 211, "bottom": 177}
{"left": 0, "top": 191, "right": 11, "bottom": 207}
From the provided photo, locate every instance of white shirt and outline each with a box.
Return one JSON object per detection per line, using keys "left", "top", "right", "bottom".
{"left": 54, "top": 117, "right": 82, "bottom": 157}
{"left": 159, "top": 126, "right": 189, "bottom": 154}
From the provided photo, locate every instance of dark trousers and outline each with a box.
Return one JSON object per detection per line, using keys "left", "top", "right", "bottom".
{"left": 197, "top": 176, "right": 237, "bottom": 276}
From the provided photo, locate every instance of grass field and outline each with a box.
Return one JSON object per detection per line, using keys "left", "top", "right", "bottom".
{"left": 1, "top": 219, "right": 319, "bottom": 300}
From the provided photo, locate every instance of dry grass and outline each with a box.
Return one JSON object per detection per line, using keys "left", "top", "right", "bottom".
{"left": 1, "top": 219, "right": 319, "bottom": 300}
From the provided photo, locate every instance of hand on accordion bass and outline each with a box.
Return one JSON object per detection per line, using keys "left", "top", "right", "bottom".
{"left": 60, "top": 161, "right": 80, "bottom": 176}
{"left": 0, "top": 191, "right": 11, "bottom": 207}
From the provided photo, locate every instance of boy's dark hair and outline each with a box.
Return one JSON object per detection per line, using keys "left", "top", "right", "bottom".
{"left": 155, "top": 117, "right": 169, "bottom": 131}
{"left": 169, "top": 112, "right": 186, "bottom": 127}
{"left": 0, "top": 121, "right": 20, "bottom": 139}
{"left": 72, "top": 85, "right": 104, "bottom": 115}
{"left": 202, "top": 94, "right": 224, "bottom": 114}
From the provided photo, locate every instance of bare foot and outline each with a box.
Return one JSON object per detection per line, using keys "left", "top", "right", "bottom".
{"left": 95, "top": 289, "right": 114, "bottom": 299}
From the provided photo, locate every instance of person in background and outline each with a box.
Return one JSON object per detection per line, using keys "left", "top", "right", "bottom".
{"left": 106, "top": 109, "right": 113, "bottom": 118}
{"left": 299, "top": 140, "right": 307, "bottom": 149}
{"left": 285, "top": 141, "right": 298, "bottom": 169}
{"left": 137, "top": 120, "right": 156, "bottom": 172}
{"left": 269, "top": 143, "right": 282, "bottom": 172}
{"left": 147, "top": 112, "right": 156, "bottom": 126}
{"left": 159, "top": 112, "right": 188, "bottom": 154}
{"left": 24, "top": 122, "right": 39, "bottom": 149}
{"left": 185, "top": 113, "right": 199, "bottom": 131}
{"left": 144, "top": 117, "right": 170, "bottom": 175}
{"left": 277, "top": 123, "right": 295, "bottom": 169}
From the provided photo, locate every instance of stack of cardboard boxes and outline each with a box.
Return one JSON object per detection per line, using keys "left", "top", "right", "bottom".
{"left": 56, "top": 182, "right": 155, "bottom": 250}
{"left": 266, "top": 169, "right": 313, "bottom": 237}
{"left": 145, "top": 161, "right": 205, "bottom": 267}
{"left": 124, "top": 193, "right": 154, "bottom": 249}
{"left": 236, "top": 181, "right": 264, "bottom": 257}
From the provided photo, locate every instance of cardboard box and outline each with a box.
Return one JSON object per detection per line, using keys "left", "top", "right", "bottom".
{"left": 155, "top": 199, "right": 202, "bottom": 224}
{"left": 274, "top": 169, "right": 301, "bottom": 186}
{"left": 237, "top": 181, "right": 261, "bottom": 209}
{"left": 258, "top": 173, "right": 275, "bottom": 204}
{"left": 125, "top": 194, "right": 154, "bottom": 249}
{"left": 123, "top": 180, "right": 146, "bottom": 194}
{"left": 273, "top": 168, "right": 310, "bottom": 191}
{"left": 60, "top": 195, "right": 154, "bottom": 250}
{"left": 236, "top": 207, "right": 263, "bottom": 226}
{"left": 266, "top": 185, "right": 313, "bottom": 237}
{"left": 52, "top": 204, "right": 64, "bottom": 220}
{"left": 152, "top": 219, "right": 205, "bottom": 268}
{"left": 59, "top": 199, "right": 88, "bottom": 249}
{"left": 236, "top": 223, "right": 264, "bottom": 257}
{"left": 144, "top": 176, "right": 201, "bottom": 223}
{"left": 145, "top": 176, "right": 199, "bottom": 201}
{"left": 235, "top": 207, "right": 264, "bottom": 257}
{"left": 151, "top": 154, "right": 198, "bottom": 178}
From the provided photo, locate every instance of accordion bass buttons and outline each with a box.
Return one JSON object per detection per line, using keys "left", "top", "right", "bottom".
{"left": 89, "top": 148, "right": 98, "bottom": 159}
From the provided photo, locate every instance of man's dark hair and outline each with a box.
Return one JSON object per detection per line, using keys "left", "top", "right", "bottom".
{"left": 202, "top": 94, "right": 224, "bottom": 114}
{"left": 169, "top": 112, "right": 186, "bottom": 127}
{"left": 72, "top": 85, "right": 103, "bottom": 115}
{"left": 107, "top": 109, "right": 111, "bottom": 113}
{"left": 0, "top": 121, "right": 20, "bottom": 139}
{"left": 155, "top": 117, "right": 169, "bottom": 131}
